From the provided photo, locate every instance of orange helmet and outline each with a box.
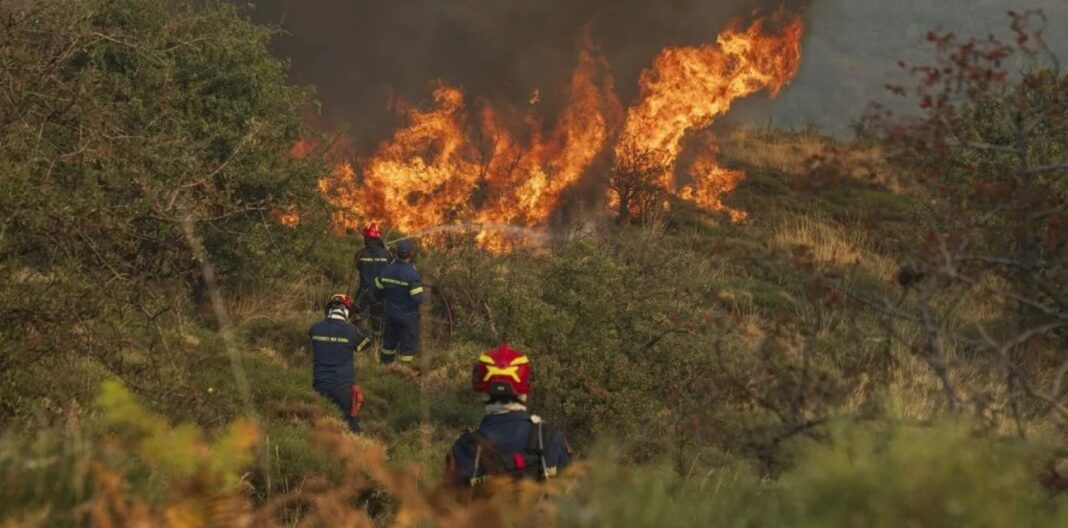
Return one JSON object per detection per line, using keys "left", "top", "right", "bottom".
{"left": 473, "top": 344, "right": 531, "bottom": 398}
{"left": 363, "top": 223, "right": 381, "bottom": 239}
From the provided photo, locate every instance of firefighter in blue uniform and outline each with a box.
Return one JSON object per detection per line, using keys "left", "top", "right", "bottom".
{"left": 309, "top": 294, "right": 371, "bottom": 433}
{"left": 373, "top": 240, "right": 423, "bottom": 365}
{"left": 353, "top": 223, "right": 391, "bottom": 336}
{"left": 445, "top": 344, "right": 572, "bottom": 487}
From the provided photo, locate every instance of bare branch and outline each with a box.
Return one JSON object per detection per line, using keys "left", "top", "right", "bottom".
{"left": 1027, "top": 161, "right": 1068, "bottom": 175}
{"left": 951, "top": 270, "right": 1068, "bottom": 322}
{"left": 977, "top": 321, "right": 1064, "bottom": 357}
{"left": 977, "top": 322, "right": 1068, "bottom": 422}
{"left": 954, "top": 255, "right": 1030, "bottom": 269}
{"left": 962, "top": 141, "right": 1022, "bottom": 154}
{"left": 918, "top": 294, "right": 960, "bottom": 413}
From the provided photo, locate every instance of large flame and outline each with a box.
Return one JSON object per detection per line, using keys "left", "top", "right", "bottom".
{"left": 476, "top": 33, "right": 623, "bottom": 230}
{"left": 615, "top": 11, "right": 803, "bottom": 219}
{"left": 321, "top": 31, "right": 620, "bottom": 239}
{"left": 314, "top": 11, "right": 803, "bottom": 240}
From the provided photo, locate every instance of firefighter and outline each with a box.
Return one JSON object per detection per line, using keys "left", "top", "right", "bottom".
{"left": 309, "top": 294, "right": 370, "bottom": 433}
{"left": 373, "top": 239, "right": 423, "bottom": 365}
{"left": 353, "top": 223, "right": 391, "bottom": 334}
{"left": 444, "top": 344, "right": 572, "bottom": 487}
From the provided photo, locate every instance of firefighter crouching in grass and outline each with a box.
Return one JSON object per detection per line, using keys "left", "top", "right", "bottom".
{"left": 445, "top": 344, "right": 572, "bottom": 487}
{"left": 374, "top": 239, "right": 423, "bottom": 365}
{"left": 309, "top": 294, "right": 370, "bottom": 433}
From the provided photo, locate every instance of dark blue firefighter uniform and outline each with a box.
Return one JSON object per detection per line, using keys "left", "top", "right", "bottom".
{"left": 446, "top": 411, "right": 572, "bottom": 487}
{"left": 354, "top": 238, "right": 391, "bottom": 310}
{"left": 309, "top": 317, "right": 370, "bottom": 432}
{"left": 374, "top": 261, "right": 423, "bottom": 364}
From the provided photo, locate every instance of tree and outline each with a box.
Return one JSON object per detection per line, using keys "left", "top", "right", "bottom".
{"left": 0, "top": 0, "right": 329, "bottom": 412}
{"left": 854, "top": 9, "right": 1068, "bottom": 432}
{"left": 609, "top": 146, "right": 671, "bottom": 225}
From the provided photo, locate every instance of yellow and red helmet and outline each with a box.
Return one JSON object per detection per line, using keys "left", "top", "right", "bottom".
{"left": 473, "top": 344, "right": 531, "bottom": 397}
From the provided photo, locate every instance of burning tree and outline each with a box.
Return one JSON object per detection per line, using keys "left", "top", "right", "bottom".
{"left": 608, "top": 146, "right": 671, "bottom": 224}
{"left": 612, "top": 11, "right": 803, "bottom": 220}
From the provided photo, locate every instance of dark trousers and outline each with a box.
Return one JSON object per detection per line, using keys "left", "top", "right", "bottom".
{"left": 355, "top": 288, "right": 384, "bottom": 337}
{"left": 315, "top": 383, "right": 360, "bottom": 433}
{"left": 381, "top": 314, "right": 419, "bottom": 364}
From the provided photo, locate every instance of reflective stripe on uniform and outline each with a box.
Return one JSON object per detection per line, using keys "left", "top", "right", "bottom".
{"left": 545, "top": 466, "right": 558, "bottom": 477}
{"left": 375, "top": 277, "right": 383, "bottom": 289}
{"left": 380, "top": 349, "right": 396, "bottom": 356}
{"left": 409, "top": 286, "right": 423, "bottom": 296}
{"left": 399, "top": 355, "right": 415, "bottom": 363}
{"left": 360, "top": 257, "right": 390, "bottom": 262}
{"left": 381, "top": 277, "right": 409, "bottom": 287}
{"left": 356, "top": 337, "right": 371, "bottom": 352}
{"left": 311, "top": 336, "right": 351, "bottom": 343}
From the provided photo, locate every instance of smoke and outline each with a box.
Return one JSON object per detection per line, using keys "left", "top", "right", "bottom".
{"left": 242, "top": 0, "right": 805, "bottom": 149}
{"left": 724, "top": 0, "right": 1068, "bottom": 135}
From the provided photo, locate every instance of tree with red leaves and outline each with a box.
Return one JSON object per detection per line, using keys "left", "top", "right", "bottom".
{"left": 855, "top": 9, "right": 1068, "bottom": 434}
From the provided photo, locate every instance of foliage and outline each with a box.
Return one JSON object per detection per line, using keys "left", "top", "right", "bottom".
{"left": 4, "top": 3, "right": 1068, "bottom": 526}
{"left": 0, "top": 0, "right": 331, "bottom": 420}
{"left": 854, "top": 9, "right": 1068, "bottom": 433}
{"left": 7, "top": 386, "right": 1068, "bottom": 527}
{"left": 427, "top": 221, "right": 881, "bottom": 471}
{"left": 776, "top": 421, "right": 1067, "bottom": 527}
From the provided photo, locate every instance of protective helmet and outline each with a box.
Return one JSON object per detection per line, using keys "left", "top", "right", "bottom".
{"left": 472, "top": 344, "right": 531, "bottom": 398}
{"left": 363, "top": 223, "right": 381, "bottom": 239}
{"left": 325, "top": 293, "right": 353, "bottom": 318}
{"left": 395, "top": 240, "right": 415, "bottom": 259}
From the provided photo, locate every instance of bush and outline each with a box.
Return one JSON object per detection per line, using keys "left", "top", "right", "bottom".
{"left": 777, "top": 421, "right": 1068, "bottom": 527}
{"left": 0, "top": 0, "right": 332, "bottom": 421}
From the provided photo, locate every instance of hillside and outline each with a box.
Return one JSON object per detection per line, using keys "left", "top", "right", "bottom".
{"left": 3, "top": 1, "right": 1068, "bottom": 526}
{"left": 5, "top": 126, "right": 1054, "bottom": 526}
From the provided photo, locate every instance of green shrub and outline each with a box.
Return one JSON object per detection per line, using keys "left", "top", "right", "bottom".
{"left": 557, "top": 420, "right": 1068, "bottom": 527}
{"left": 777, "top": 421, "right": 1068, "bottom": 527}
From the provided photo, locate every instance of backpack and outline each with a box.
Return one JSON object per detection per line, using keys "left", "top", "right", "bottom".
{"left": 458, "top": 419, "right": 554, "bottom": 486}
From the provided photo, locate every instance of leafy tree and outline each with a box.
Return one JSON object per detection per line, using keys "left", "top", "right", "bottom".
{"left": 0, "top": 0, "right": 330, "bottom": 413}
{"left": 855, "top": 10, "right": 1068, "bottom": 432}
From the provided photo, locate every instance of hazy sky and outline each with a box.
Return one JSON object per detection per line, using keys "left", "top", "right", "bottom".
{"left": 734, "top": 0, "right": 1068, "bottom": 134}
{"left": 243, "top": 0, "right": 1068, "bottom": 142}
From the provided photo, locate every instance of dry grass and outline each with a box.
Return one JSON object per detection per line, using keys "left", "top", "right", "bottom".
{"left": 719, "top": 128, "right": 829, "bottom": 175}
{"left": 719, "top": 128, "right": 905, "bottom": 192}
{"left": 772, "top": 216, "right": 896, "bottom": 282}
{"left": 226, "top": 275, "right": 333, "bottom": 328}
{"left": 947, "top": 273, "right": 1015, "bottom": 324}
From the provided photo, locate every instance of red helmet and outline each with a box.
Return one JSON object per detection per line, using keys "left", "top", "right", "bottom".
{"left": 473, "top": 344, "right": 531, "bottom": 398}
{"left": 363, "top": 223, "right": 381, "bottom": 239}
{"left": 325, "top": 293, "right": 353, "bottom": 315}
